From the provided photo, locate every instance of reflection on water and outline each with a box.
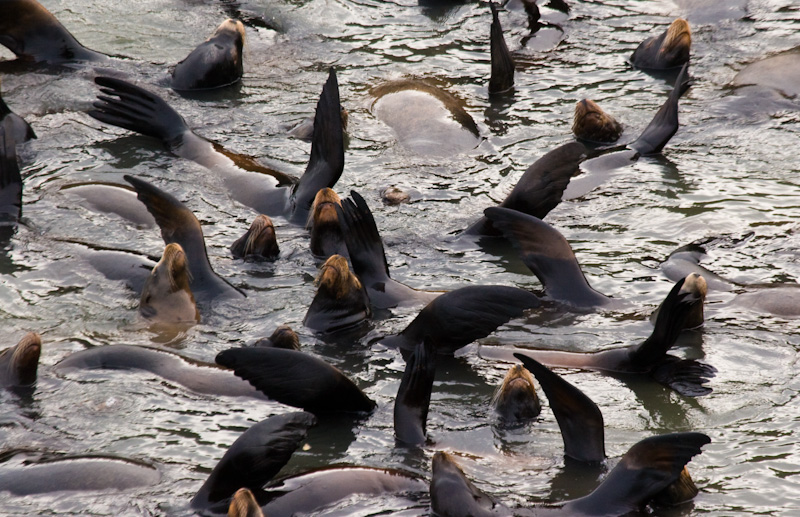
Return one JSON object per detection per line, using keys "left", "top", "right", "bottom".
{"left": 1, "top": 0, "right": 800, "bottom": 515}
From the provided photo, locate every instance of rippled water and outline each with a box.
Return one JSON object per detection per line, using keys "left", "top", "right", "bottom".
{"left": 1, "top": 0, "right": 800, "bottom": 515}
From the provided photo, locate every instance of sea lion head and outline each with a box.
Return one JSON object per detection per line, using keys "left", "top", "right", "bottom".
{"left": 572, "top": 99, "right": 624, "bottom": 143}
{"left": 140, "top": 243, "right": 200, "bottom": 323}
{"left": 253, "top": 325, "right": 301, "bottom": 350}
{"left": 316, "top": 255, "right": 362, "bottom": 299}
{"left": 307, "top": 188, "right": 342, "bottom": 229}
{"left": 680, "top": 273, "right": 707, "bottom": 329}
{"left": 171, "top": 18, "right": 246, "bottom": 90}
{"left": 662, "top": 18, "right": 691, "bottom": 65}
{"left": 492, "top": 364, "right": 541, "bottom": 424}
{"left": 380, "top": 186, "right": 411, "bottom": 205}
{"left": 228, "top": 487, "right": 263, "bottom": 517}
{"left": 653, "top": 466, "right": 699, "bottom": 506}
{"left": 231, "top": 214, "right": 279, "bottom": 260}
{"left": 308, "top": 189, "right": 346, "bottom": 259}
{"left": 0, "top": 332, "right": 41, "bottom": 387}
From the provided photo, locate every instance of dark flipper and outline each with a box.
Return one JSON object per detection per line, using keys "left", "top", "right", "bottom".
{"left": 394, "top": 338, "right": 436, "bottom": 446}
{"left": 652, "top": 357, "right": 716, "bottom": 397}
{"left": 464, "top": 141, "right": 587, "bottom": 236}
{"left": 215, "top": 347, "right": 376, "bottom": 414}
{"left": 0, "top": 120, "right": 22, "bottom": 224}
{"left": 0, "top": 88, "right": 36, "bottom": 142}
{"left": 484, "top": 207, "right": 610, "bottom": 308}
{"left": 88, "top": 77, "right": 190, "bottom": 145}
{"left": 123, "top": 175, "right": 244, "bottom": 300}
{"left": 561, "top": 432, "right": 710, "bottom": 515}
{"left": 489, "top": 2, "right": 514, "bottom": 95}
{"left": 630, "top": 63, "right": 691, "bottom": 155}
{"left": 381, "top": 285, "right": 540, "bottom": 354}
{"left": 430, "top": 452, "right": 500, "bottom": 517}
{"left": 514, "top": 353, "right": 605, "bottom": 463}
{"left": 191, "top": 412, "right": 316, "bottom": 509}
{"left": 336, "top": 190, "right": 390, "bottom": 288}
{"left": 289, "top": 68, "right": 345, "bottom": 224}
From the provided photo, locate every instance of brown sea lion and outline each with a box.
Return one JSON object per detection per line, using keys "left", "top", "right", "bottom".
{"left": 303, "top": 254, "right": 371, "bottom": 334}
{"left": 228, "top": 488, "right": 264, "bottom": 517}
{"left": 307, "top": 187, "right": 347, "bottom": 260}
{"left": 230, "top": 214, "right": 279, "bottom": 261}
{"left": 492, "top": 364, "right": 541, "bottom": 425}
{"left": 139, "top": 243, "right": 200, "bottom": 324}
{"left": 251, "top": 325, "right": 300, "bottom": 349}
{"left": 630, "top": 18, "right": 691, "bottom": 70}
{"left": 0, "top": 331, "right": 40, "bottom": 387}
{"left": 171, "top": 19, "right": 246, "bottom": 91}
{"left": 572, "top": 99, "right": 623, "bottom": 144}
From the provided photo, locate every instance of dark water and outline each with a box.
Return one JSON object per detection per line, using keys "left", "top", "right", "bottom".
{"left": 1, "top": 0, "right": 800, "bottom": 515}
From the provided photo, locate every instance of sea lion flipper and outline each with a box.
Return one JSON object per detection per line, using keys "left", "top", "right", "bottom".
{"left": 394, "top": 338, "right": 436, "bottom": 445}
{"left": 0, "top": 120, "right": 22, "bottom": 223}
{"left": 430, "top": 452, "right": 502, "bottom": 517}
{"left": 630, "top": 63, "right": 691, "bottom": 155}
{"left": 336, "top": 190, "right": 391, "bottom": 284}
{"left": 514, "top": 353, "right": 605, "bottom": 463}
{"left": 382, "top": 285, "right": 540, "bottom": 354}
{"left": 191, "top": 412, "right": 316, "bottom": 510}
{"left": 652, "top": 357, "right": 716, "bottom": 397}
{"left": 562, "top": 432, "right": 710, "bottom": 515}
{"left": 489, "top": 2, "right": 514, "bottom": 95}
{"left": 484, "top": 206, "right": 608, "bottom": 307}
{"left": 290, "top": 68, "right": 345, "bottom": 224}
{"left": 215, "top": 347, "right": 376, "bottom": 414}
{"left": 89, "top": 77, "right": 190, "bottom": 145}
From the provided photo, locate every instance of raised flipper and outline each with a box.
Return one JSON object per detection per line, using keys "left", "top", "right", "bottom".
{"left": 430, "top": 452, "right": 504, "bottom": 517}
{"left": 289, "top": 68, "right": 345, "bottom": 224}
{"left": 0, "top": 119, "right": 22, "bottom": 224}
{"left": 560, "top": 432, "right": 710, "bottom": 516}
{"left": 380, "top": 285, "right": 540, "bottom": 354}
{"left": 191, "top": 411, "right": 316, "bottom": 510}
{"left": 123, "top": 175, "right": 244, "bottom": 300}
{"left": 514, "top": 353, "right": 605, "bottom": 463}
{"left": 630, "top": 63, "right": 691, "bottom": 155}
{"left": 484, "top": 207, "right": 610, "bottom": 308}
{"left": 215, "top": 347, "right": 376, "bottom": 414}
{"left": 394, "top": 338, "right": 436, "bottom": 446}
{"left": 464, "top": 141, "right": 588, "bottom": 236}
{"left": 489, "top": 2, "right": 514, "bottom": 95}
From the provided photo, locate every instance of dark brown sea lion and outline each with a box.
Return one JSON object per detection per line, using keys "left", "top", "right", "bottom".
{"left": 430, "top": 432, "right": 710, "bottom": 516}
{"left": 215, "top": 346, "right": 377, "bottom": 414}
{"left": 303, "top": 254, "right": 371, "bottom": 334}
{"left": 139, "top": 242, "right": 200, "bottom": 324}
{"left": 394, "top": 338, "right": 436, "bottom": 446}
{"left": 0, "top": 332, "right": 40, "bottom": 387}
{"left": 370, "top": 79, "right": 480, "bottom": 156}
{"left": 0, "top": 0, "right": 107, "bottom": 64}
{"left": 336, "top": 190, "right": 440, "bottom": 309}
{"left": 492, "top": 364, "right": 541, "bottom": 426}
{"left": 54, "top": 344, "right": 263, "bottom": 399}
{"left": 0, "top": 78, "right": 35, "bottom": 143}
{"left": 489, "top": 2, "right": 514, "bottom": 95}
{"left": 630, "top": 18, "right": 691, "bottom": 70}
{"left": 572, "top": 99, "right": 623, "bottom": 144}
{"left": 230, "top": 214, "right": 279, "bottom": 261}
{"left": 124, "top": 175, "right": 245, "bottom": 301}
{"left": 171, "top": 19, "right": 246, "bottom": 91}
{"left": 251, "top": 325, "right": 300, "bottom": 349}
{"left": 0, "top": 117, "right": 23, "bottom": 228}
{"left": 89, "top": 69, "right": 344, "bottom": 225}
{"left": 307, "top": 187, "right": 347, "bottom": 260}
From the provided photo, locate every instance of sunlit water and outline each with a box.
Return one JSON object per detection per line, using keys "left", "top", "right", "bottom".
{"left": 1, "top": 0, "right": 799, "bottom": 515}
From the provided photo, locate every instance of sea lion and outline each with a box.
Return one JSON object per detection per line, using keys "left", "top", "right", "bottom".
{"left": 124, "top": 175, "right": 245, "bottom": 301}
{"left": 88, "top": 68, "right": 344, "bottom": 225}
{"left": 251, "top": 325, "right": 300, "bottom": 349}
{"left": 430, "top": 432, "right": 710, "bottom": 516}
{"left": 0, "top": 331, "right": 40, "bottom": 387}
{"left": 230, "top": 214, "right": 279, "bottom": 261}
{"left": 732, "top": 48, "right": 800, "bottom": 99}
{"left": 380, "top": 284, "right": 540, "bottom": 354}
{"left": 394, "top": 338, "right": 436, "bottom": 446}
{"left": 191, "top": 412, "right": 316, "bottom": 511}
{"left": 0, "top": 117, "right": 23, "bottom": 228}
{"left": 492, "top": 364, "right": 541, "bottom": 426}
{"left": 630, "top": 18, "right": 691, "bottom": 70}
{"left": 370, "top": 79, "right": 480, "bottom": 156}
{"left": 379, "top": 186, "right": 411, "bottom": 205}
{"left": 229, "top": 488, "right": 264, "bottom": 517}
{"left": 0, "top": 78, "right": 35, "bottom": 143}
{"left": 489, "top": 2, "right": 514, "bottom": 95}
{"left": 336, "top": 190, "right": 440, "bottom": 309}
{"left": 171, "top": 19, "right": 246, "bottom": 91}
{"left": 0, "top": 450, "right": 160, "bottom": 495}
{"left": 303, "top": 254, "right": 371, "bottom": 334}
{"left": 215, "top": 346, "right": 377, "bottom": 414}
{"left": 0, "top": 0, "right": 107, "bottom": 64}
{"left": 54, "top": 344, "right": 264, "bottom": 399}
{"left": 139, "top": 242, "right": 200, "bottom": 324}
{"left": 307, "top": 188, "right": 347, "bottom": 260}
{"left": 572, "top": 99, "right": 623, "bottom": 144}
{"left": 59, "top": 182, "right": 156, "bottom": 228}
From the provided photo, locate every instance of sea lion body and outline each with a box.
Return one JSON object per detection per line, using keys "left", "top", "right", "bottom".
{"left": 171, "top": 19, "right": 245, "bottom": 91}
{"left": 0, "top": 332, "right": 41, "bottom": 387}
{"left": 139, "top": 243, "right": 200, "bottom": 324}
{"left": 733, "top": 49, "right": 800, "bottom": 99}
{"left": 59, "top": 183, "right": 156, "bottom": 228}
{"left": 630, "top": 18, "right": 691, "bottom": 70}
{"left": 303, "top": 254, "right": 371, "bottom": 334}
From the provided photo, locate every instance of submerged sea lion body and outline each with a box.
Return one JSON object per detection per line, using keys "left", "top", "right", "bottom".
{"left": 139, "top": 242, "right": 200, "bottom": 324}
{"left": 630, "top": 18, "right": 691, "bottom": 70}
{"left": 0, "top": 332, "right": 41, "bottom": 387}
{"left": 171, "top": 19, "right": 245, "bottom": 91}
{"left": 303, "top": 254, "right": 371, "bottom": 334}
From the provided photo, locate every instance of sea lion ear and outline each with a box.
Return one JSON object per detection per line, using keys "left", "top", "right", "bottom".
{"left": 514, "top": 353, "right": 605, "bottom": 463}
